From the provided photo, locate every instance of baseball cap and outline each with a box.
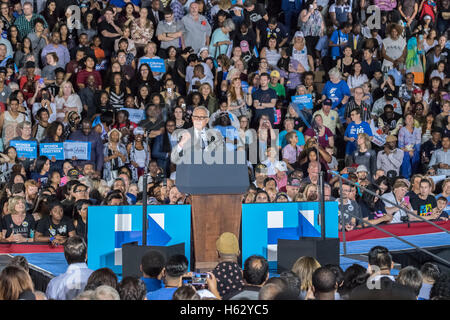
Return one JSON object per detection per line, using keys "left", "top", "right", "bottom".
{"left": 386, "top": 135, "right": 398, "bottom": 143}
{"left": 294, "top": 31, "right": 304, "bottom": 38}
{"left": 25, "top": 61, "right": 35, "bottom": 69}
{"left": 133, "top": 127, "right": 145, "bottom": 136}
{"left": 413, "top": 88, "right": 423, "bottom": 94}
{"left": 270, "top": 70, "right": 280, "bottom": 78}
{"left": 323, "top": 99, "right": 332, "bottom": 106}
{"left": 240, "top": 40, "right": 250, "bottom": 53}
{"left": 356, "top": 165, "right": 368, "bottom": 173}
{"left": 182, "top": 47, "right": 194, "bottom": 55}
{"left": 0, "top": 67, "right": 6, "bottom": 74}
{"left": 385, "top": 90, "right": 394, "bottom": 100}
{"left": 424, "top": 15, "right": 432, "bottom": 20}
{"left": 274, "top": 161, "right": 288, "bottom": 172}
{"left": 216, "top": 232, "right": 239, "bottom": 255}
{"left": 288, "top": 178, "right": 301, "bottom": 187}
{"left": 255, "top": 163, "right": 268, "bottom": 173}
{"left": 68, "top": 168, "right": 80, "bottom": 178}
{"left": 198, "top": 47, "right": 209, "bottom": 56}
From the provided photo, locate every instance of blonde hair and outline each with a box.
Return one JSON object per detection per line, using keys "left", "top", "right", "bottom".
{"left": 8, "top": 196, "right": 26, "bottom": 215}
{"left": 303, "top": 184, "right": 318, "bottom": 200}
{"left": 0, "top": 266, "right": 34, "bottom": 300}
{"left": 291, "top": 256, "right": 321, "bottom": 292}
{"left": 58, "top": 81, "right": 75, "bottom": 97}
{"left": 358, "top": 132, "right": 372, "bottom": 150}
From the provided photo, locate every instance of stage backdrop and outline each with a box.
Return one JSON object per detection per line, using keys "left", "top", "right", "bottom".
{"left": 87, "top": 205, "right": 191, "bottom": 274}
{"left": 242, "top": 202, "right": 339, "bottom": 270}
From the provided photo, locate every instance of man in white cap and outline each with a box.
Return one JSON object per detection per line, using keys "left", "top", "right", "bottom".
{"left": 269, "top": 160, "right": 289, "bottom": 192}
{"left": 356, "top": 164, "right": 369, "bottom": 183}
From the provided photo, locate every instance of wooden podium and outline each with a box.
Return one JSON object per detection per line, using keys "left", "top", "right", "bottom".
{"left": 191, "top": 194, "right": 242, "bottom": 271}
{"left": 175, "top": 151, "right": 249, "bottom": 271}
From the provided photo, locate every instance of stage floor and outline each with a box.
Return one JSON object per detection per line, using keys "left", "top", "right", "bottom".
{"left": 5, "top": 229, "right": 449, "bottom": 278}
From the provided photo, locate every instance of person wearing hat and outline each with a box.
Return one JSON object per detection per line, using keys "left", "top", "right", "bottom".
{"left": 103, "top": 128, "right": 128, "bottom": 183}
{"left": 377, "top": 134, "right": 404, "bottom": 176}
{"left": 268, "top": 70, "right": 286, "bottom": 98}
{"left": 378, "top": 104, "right": 403, "bottom": 136}
{"left": 312, "top": 98, "right": 343, "bottom": 136}
{"left": 18, "top": 61, "right": 41, "bottom": 101}
{"left": 405, "top": 87, "right": 428, "bottom": 115}
{"left": 286, "top": 178, "right": 301, "bottom": 201}
{"left": 355, "top": 164, "right": 370, "bottom": 182}
{"left": 211, "top": 232, "right": 244, "bottom": 299}
{"left": 372, "top": 89, "right": 402, "bottom": 117}
{"left": 269, "top": 160, "right": 288, "bottom": 192}
{"left": 253, "top": 163, "right": 268, "bottom": 189}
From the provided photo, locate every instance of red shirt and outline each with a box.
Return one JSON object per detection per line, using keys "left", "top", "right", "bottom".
{"left": 76, "top": 69, "right": 102, "bottom": 90}
{"left": 19, "top": 75, "right": 41, "bottom": 101}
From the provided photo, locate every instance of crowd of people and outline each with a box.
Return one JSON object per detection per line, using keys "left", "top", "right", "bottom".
{"left": 0, "top": 0, "right": 447, "bottom": 300}
{"left": 1, "top": 234, "right": 449, "bottom": 300}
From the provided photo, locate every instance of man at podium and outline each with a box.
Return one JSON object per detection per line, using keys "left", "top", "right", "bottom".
{"left": 171, "top": 106, "right": 224, "bottom": 165}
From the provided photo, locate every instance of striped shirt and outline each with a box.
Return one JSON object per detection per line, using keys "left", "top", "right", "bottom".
{"left": 14, "top": 14, "right": 48, "bottom": 41}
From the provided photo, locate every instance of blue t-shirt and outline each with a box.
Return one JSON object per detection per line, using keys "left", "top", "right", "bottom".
{"left": 252, "top": 87, "right": 277, "bottom": 124}
{"left": 322, "top": 80, "right": 351, "bottom": 109}
{"left": 344, "top": 121, "right": 373, "bottom": 155}
{"left": 141, "top": 277, "right": 163, "bottom": 293}
{"left": 330, "top": 29, "right": 349, "bottom": 59}
{"left": 146, "top": 287, "right": 178, "bottom": 300}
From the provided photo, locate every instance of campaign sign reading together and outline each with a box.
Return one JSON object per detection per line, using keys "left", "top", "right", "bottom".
{"left": 291, "top": 94, "right": 313, "bottom": 110}
{"left": 40, "top": 143, "right": 65, "bottom": 160}
{"left": 10, "top": 140, "right": 38, "bottom": 158}
{"left": 39, "top": 142, "right": 91, "bottom": 160}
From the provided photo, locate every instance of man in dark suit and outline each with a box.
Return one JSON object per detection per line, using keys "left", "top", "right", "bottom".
{"left": 171, "top": 106, "right": 224, "bottom": 165}
{"left": 147, "top": 0, "right": 164, "bottom": 46}
{"left": 350, "top": 246, "right": 416, "bottom": 300}
{"left": 348, "top": 24, "right": 365, "bottom": 59}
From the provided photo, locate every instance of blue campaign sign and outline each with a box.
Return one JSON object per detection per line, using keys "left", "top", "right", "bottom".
{"left": 120, "top": 108, "right": 145, "bottom": 124}
{"left": 291, "top": 94, "right": 313, "bottom": 110}
{"left": 139, "top": 58, "right": 166, "bottom": 73}
{"left": 10, "top": 140, "right": 37, "bottom": 159}
{"left": 87, "top": 205, "right": 191, "bottom": 274}
{"left": 39, "top": 143, "right": 64, "bottom": 160}
{"left": 242, "top": 202, "right": 338, "bottom": 270}
{"left": 64, "top": 141, "right": 91, "bottom": 160}
{"left": 241, "top": 81, "right": 249, "bottom": 93}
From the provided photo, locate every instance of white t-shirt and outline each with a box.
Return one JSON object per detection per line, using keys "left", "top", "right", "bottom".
{"left": 382, "top": 192, "right": 408, "bottom": 223}
{"left": 382, "top": 36, "right": 406, "bottom": 71}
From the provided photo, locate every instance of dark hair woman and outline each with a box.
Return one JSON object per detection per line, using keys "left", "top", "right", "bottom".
{"left": 73, "top": 199, "right": 92, "bottom": 243}
{"left": 130, "top": 63, "right": 159, "bottom": 96}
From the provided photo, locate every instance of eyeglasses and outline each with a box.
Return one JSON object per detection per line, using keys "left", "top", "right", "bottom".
{"left": 192, "top": 115, "right": 208, "bottom": 120}
{"left": 75, "top": 189, "right": 87, "bottom": 193}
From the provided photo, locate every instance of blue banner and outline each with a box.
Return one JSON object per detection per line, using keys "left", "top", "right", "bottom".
{"left": 87, "top": 205, "right": 191, "bottom": 274}
{"left": 139, "top": 58, "right": 166, "bottom": 73}
{"left": 39, "top": 143, "right": 65, "bottom": 160}
{"left": 64, "top": 141, "right": 91, "bottom": 160}
{"left": 242, "top": 202, "right": 338, "bottom": 270}
{"left": 120, "top": 108, "right": 145, "bottom": 124}
{"left": 291, "top": 94, "right": 313, "bottom": 110}
{"left": 10, "top": 140, "right": 37, "bottom": 159}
